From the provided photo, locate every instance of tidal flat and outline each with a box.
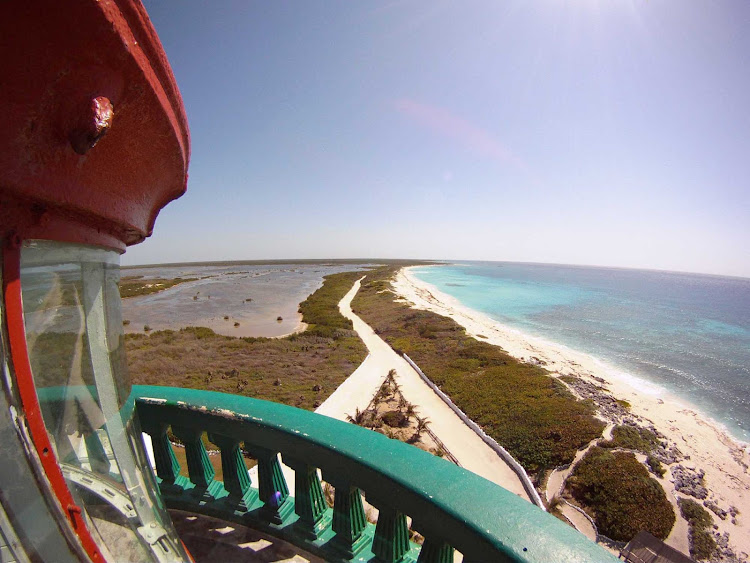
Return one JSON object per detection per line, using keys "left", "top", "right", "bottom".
{"left": 125, "top": 270, "right": 369, "bottom": 411}
{"left": 121, "top": 262, "right": 373, "bottom": 337}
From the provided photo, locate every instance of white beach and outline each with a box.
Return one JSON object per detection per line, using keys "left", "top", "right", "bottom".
{"left": 393, "top": 266, "right": 750, "bottom": 558}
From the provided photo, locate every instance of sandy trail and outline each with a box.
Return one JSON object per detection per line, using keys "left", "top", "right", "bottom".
{"left": 559, "top": 503, "right": 597, "bottom": 542}
{"left": 315, "top": 277, "right": 532, "bottom": 502}
{"left": 313, "top": 279, "right": 387, "bottom": 421}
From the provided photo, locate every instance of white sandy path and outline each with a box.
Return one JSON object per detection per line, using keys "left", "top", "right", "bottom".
{"left": 313, "top": 279, "right": 389, "bottom": 421}
{"left": 396, "top": 266, "right": 750, "bottom": 557}
{"left": 315, "top": 277, "right": 531, "bottom": 502}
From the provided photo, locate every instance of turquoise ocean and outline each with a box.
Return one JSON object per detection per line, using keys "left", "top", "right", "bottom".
{"left": 411, "top": 262, "right": 750, "bottom": 443}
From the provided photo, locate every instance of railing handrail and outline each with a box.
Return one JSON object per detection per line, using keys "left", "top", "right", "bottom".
{"left": 132, "top": 385, "right": 615, "bottom": 562}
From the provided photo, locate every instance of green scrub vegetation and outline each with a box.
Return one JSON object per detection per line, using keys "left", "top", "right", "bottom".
{"left": 601, "top": 424, "right": 660, "bottom": 453}
{"left": 567, "top": 447, "right": 675, "bottom": 541}
{"left": 678, "top": 498, "right": 717, "bottom": 561}
{"left": 351, "top": 267, "right": 605, "bottom": 478}
{"left": 119, "top": 275, "right": 199, "bottom": 298}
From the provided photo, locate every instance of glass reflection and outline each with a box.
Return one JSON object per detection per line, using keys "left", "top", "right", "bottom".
{"left": 20, "top": 240, "right": 186, "bottom": 562}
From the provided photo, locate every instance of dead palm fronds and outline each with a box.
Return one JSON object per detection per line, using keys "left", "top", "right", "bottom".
{"left": 346, "top": 408, "right": 366, "bottom": 425}
{"left": 398, "top": 395, "right": 408, "bottom": 411}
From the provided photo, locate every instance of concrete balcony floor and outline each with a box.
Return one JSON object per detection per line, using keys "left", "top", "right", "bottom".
{"left": 170, "top": 509, "right": 324, "bottom": 563}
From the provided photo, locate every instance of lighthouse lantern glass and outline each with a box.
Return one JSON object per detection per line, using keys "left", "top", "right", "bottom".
{"left": 19, "top": 240, "right": 186, "bottom": 562}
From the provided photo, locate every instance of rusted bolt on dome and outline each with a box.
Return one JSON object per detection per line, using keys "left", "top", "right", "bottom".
{"left": 69, "top": 96, "right": 113, "bottom": 155}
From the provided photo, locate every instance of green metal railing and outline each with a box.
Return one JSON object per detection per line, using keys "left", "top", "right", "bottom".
{"left": 133, "top": 385, "right": 617, "bottom": 562}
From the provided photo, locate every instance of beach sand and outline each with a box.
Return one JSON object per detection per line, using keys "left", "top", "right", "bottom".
{"left": 394, "top": 266, "right": 750, "bottom": 559}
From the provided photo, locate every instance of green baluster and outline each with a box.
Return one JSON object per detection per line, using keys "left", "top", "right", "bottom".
{"left": 327, "top": 478, "right": 370, "bottom": 558}
{"left": 246, "top": 446, "right": 293, "bottom": 525}
{"left": 208, "top": 433, "right": 259, "bottom": 511}
{"left": 171, "top": 425, "right": 222, "bottom": 500}
{"left": 372, "top": 505, "right": 410, "bottom": 563}
{"left": 416, "top": 538, "right": 454, "bottom": 563}
{"left": 84, "top": 431, "right": 111, "bottom": 475}
{"left": 283, "top": 456, "right": 331, "bottom": 540}
{"left": 140, "top": 420, "right": 180, "bottom": 483}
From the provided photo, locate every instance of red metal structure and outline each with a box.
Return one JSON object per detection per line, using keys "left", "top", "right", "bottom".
{"left": 0, "top": 1, "right": 191, "bottom": 561}
{"left": 0, "top": 0, "right": 189, "bottom": 250}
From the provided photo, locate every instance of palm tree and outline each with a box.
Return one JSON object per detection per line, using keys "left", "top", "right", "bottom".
{"left": 398, "top": 395, "right": 408, "bottom": 411}
{"left": 386, "top": 370, "right": 402, "bottom": 393}
{"left": 346, "top": 408, "right": 366, "bottom": 425}
{"left": 415, "top": 416, "right": 430, "bottom": 438}
{"left": 386, "top": 369, "right": 397, "bottom": 384}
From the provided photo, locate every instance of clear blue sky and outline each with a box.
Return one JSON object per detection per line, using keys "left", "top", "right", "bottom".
{"left": 126, "top": 1, "right": 750, "bottom": 278}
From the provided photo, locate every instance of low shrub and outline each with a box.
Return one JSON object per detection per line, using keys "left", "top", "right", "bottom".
{"left": 678, "top": 498, "right": 716, "bottom": 561}
{"left": 180, "top": 326, "right": 218, "bottom": 340}
{"left": 647, "top": 454, "right": 666, "bottom": 477}
{"left": 381, "top": 410, "right": 409, "bottom": 428}
{"left": 689, "top": 528, "right": 717, "bottom": 561}
{"left": 567, "top": 447, "right": 675, "bottom": 541}
{"left": 678, "top": 498, "right": 712, "bottom": 529}
{"left": 602, "top": 425, "right": 660, "bottom": 453}
{"left": 298, "top": 273, "right": 357, "bottom": 333}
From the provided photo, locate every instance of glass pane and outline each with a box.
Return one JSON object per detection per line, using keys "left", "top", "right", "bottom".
{"left": 20, "top": 240, "right": 187, "bottom": 562}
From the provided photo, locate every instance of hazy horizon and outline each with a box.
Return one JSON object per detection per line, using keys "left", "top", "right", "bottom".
{"left": 122, "top": 256, "right": 750, "bottom": 281}
{"left": 128, "top": 1, "right": 750, "bottom": 278}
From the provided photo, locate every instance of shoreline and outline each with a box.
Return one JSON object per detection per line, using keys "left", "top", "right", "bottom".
{"left": 394, "top": 266, "right": 750, "bottom": 557}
